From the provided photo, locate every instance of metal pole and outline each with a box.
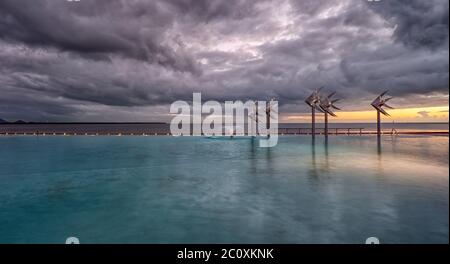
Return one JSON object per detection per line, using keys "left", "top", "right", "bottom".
{"left": 324, "top": 112, "right": 328, "bottom": 137}
{"left": 255, "top": 101, "right": 259, "bottom": 136}
{"left": 266, "top": 102, "right": 270, "bottom": 138}
{"left": 377, "top": 111, "right": 381, "bottom": 137}
{"left": 312, "top": 106, "right": 315, "bottom": 137}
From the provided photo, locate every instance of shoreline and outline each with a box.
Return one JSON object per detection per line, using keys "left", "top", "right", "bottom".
{"left": 0, "top": 131, "right": 448, "bottom": 136}
{"left": 1, "top": 123, "right": 448, "bottom": 137}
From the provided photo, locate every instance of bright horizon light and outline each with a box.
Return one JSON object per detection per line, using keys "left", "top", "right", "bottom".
{"left": 282, "top": 106, "right": 449, "bottom": 123}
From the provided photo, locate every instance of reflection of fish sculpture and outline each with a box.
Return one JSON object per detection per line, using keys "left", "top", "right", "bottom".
{"left": 305, "top": 87, "right": 323, "bottom": 137}
{"left": 371, "top": 91, "right": 394, "bottom": 136}
{"left": 319, "top": 92, "right": 341, "bottom": 136}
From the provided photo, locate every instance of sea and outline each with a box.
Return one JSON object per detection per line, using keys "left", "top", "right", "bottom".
{"left": 0, "top": 135, "right": 448, "bottom": 243}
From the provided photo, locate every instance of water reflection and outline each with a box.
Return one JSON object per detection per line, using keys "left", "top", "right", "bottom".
{"left": 308, "top": 137, "right": 332, "bottom": 181}
{"left": 309, "top": 138, "right": 318, "bottom": 179}
{"left": 377, "top": 136, "right": 382, "bottom": 156}
{"left": 249, "top": 137, "right": 257, "bottom": 174}
{"left": 248, "top": 137, "right": 275, "bottom": 176}
{"left": 263, "top": 145, "right": 274, "bottom": 175}
{"left": 324, "top": 137, "right": 330, "bottom": 172}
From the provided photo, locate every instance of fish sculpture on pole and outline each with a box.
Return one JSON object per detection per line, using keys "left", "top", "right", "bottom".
{"left": 319, "top": 92, "right": 341, "bottom": 137}
{"left": 371, "top": 91, "right": 393, "bottom": 137}
{"left": 248, "top": 101, "right": 259, "bottom": 137}
{"left": 305, "top": 87, "right": 323, "bottom": 137}
{"left": 265, "top": 98, "right": 278, "bottom": 138}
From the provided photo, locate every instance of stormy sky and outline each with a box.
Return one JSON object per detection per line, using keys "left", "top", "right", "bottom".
{"left": 0, "top": 0, "right": 448, "bottom": 122}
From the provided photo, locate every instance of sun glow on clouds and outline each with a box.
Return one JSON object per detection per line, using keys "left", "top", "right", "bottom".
{"left": 192, "top": 0, "right": 298, "bottom": 72}
{"left": 282, "top": 106, "right": 449, "bottom": 123}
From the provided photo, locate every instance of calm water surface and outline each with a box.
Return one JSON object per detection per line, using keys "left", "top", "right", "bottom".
{"left": 0, "top": 135, "right": 448, "bottom": 243}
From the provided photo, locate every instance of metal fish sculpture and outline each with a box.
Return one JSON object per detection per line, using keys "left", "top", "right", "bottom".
{"left": 371, "top": 91, "right": 394, "bottom": 136}
{"left": 305, "top": 87, "right": 323, "bottom": 137}
{"left": 319, "top": 92, "right": 341, "bottom": 136}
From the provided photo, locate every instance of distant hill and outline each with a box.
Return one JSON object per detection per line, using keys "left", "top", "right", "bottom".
{"left": 0, "top": 118, "right": 9, "bottom": 124}
{"left": 13, "top": 120, "right": 27, "bottom": 124}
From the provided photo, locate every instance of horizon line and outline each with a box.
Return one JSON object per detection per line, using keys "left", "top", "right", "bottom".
{"left": 1, "top": 121, "right": 448, "bottom": 125}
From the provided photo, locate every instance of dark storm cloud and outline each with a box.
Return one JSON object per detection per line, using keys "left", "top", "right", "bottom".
{"left": 165, "top": 0, "right": 263, "bottom": 22}
{"left": 0, "top": 0, "right": 448, "bottom": 121}
{"left": 0, "top": 0, "right": 201, "bottom": 73}
{"left": 367, "top": 0, "right": 449, "bottom": 48}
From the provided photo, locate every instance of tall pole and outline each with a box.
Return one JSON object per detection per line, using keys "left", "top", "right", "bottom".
{"left": 255, "top": 101, "right": 259, "bottom": 136}
{"left": 266, "top": 102, "right": 271, "bottom": 138}
{"left": 311, "top": 106, "right": 315, "bottom": 137}
{"left": 377, "top": 111, "right": 381, "bottom": 137}
{"left": 324, "top": 112, "right": 328, "bottom": 137}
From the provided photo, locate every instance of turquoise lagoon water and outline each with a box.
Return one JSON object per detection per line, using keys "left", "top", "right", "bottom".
{"left": 0, "top": 135, "right": 448, "bottom": 243}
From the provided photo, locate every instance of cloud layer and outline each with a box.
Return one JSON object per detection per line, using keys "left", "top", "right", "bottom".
{"left": 0, "top": 0, "right": 448, "bottom": 121}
